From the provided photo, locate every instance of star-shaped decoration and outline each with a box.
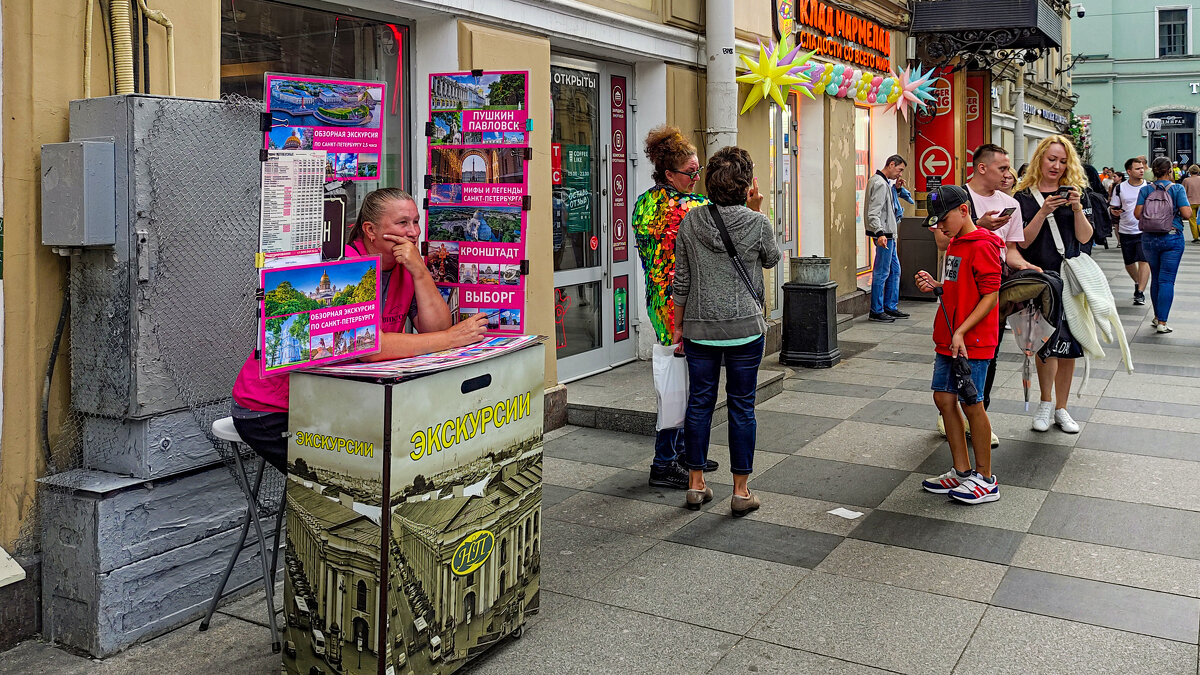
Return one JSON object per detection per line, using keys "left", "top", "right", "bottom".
{"left": 736, "top": 38, "right": 810, "bottom": 114}
{"left": 882, "top": 64, "right": 936, "bottom": 120}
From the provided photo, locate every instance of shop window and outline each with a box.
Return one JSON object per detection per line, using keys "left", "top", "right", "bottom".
{"left": 220, "top": 0, "right": 411, "bottom": 220}
{"left": 853, "top": 105, "right": 873, "bottom": 273}
{"left": 1159, "top": 8, "right": 1190, "bottom": 57}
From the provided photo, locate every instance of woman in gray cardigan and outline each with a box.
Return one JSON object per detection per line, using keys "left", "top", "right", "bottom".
{"left": 671, "top": 146, "right": 781, "bottom": 517}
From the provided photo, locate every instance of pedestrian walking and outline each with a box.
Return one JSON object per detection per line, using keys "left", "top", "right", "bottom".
{"left": 914, "top": 185, "right": 1003, "bottom": 505}
{"left": 1109, "top": 157, "right": 1150, "bottom": 305}
{"left": 865, "top": 155, "right": 910, "bottom": 322}
{"left": 672, "top": 146, "right": 780, "bottom": 517}
{"left": 1135, "top": 156, "right": 1194, "bottom": 334}
{"left": 1181, "top": 165, "right": 1200, "bottom": 242}
{"left": 632, "top": 125, "right": 721, "bottom": 488}
{"left": 1013, "top": 135, "right": 1094, "bottom": 434}
{"left": 1083, "top": 164, "right": 1112, "bottom": 251}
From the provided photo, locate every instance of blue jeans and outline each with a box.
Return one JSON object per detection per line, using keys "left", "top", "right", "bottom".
{"left": 652, "top": 427, "right": 684, "bottom": 468}
{"left": 1142, "top": 230, "right": 1185, "bottom": 322}
{"left": 682, "top": 336, "right": 764, "bottom": 475}
{"left": 870, "top": 238, "right": 900, "bottom": 314}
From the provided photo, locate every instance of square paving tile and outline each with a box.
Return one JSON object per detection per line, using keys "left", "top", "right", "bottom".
{"left": 849, "top": 510, "right": 1025, "bottom": 565}
{"left": 630, "top": 449, "right": 789, "bottom": 486}
{"left": 1053, "top": 448, "right": 1200, "bottom": 512}
{"left": 793, "top": 368, "right": 911, "bottom": 388}
{"left": 543, "top": 427, "right": 652, "bottom": 469}
{"left": 749, "top": 572, "right": 986, "bottom": 675}
{"left": 702, "top": 489, "right": 870, "bottom": 537}
{"left": 583, "top": 541, "right": 806, "bottom": 635}
{"left": 708, "top": 639, "right": 894, "bottom": 675}
{"left": 583, "top": 468, "right": 734, "bottom": 508}
{"left": 991, "top": 567, "right": 1200, "bottom": 644}
{"left": 542, "top": 456, "right": 627, "bottom": 489}
{"left": 816, "top": 539, "right": 1006, "bottom": 603}
{"left": 914, "top": 439, "right": 1072, "bottom": 491}
{"left": 757, "top": 391, "right": 876, "bottom": 419}
{"left": 857, "top": 349, "right": 934, "bottom": 364}
{"left": 1011, "top": 534, "right": 1200, "bottom": 598}
{"left": 985, "top": 398, "right": 1092, "bottom": 421}
{"left": 1075, "top": 422, "right": 1199, "bottom": 462}
{"left": 545, "top": 491, "right": 700, "bottom": 540}
{"left": 875, "top": 474, "right": 1048, "bottom": 532}
{"left": 1030, "top": 493, "right": 1200, "bottom": 560}
{"left": 984, "top": 411, "right": 1082, "bottom": 446}
{"left": 954, "top": 607, "right": 1198, "bottom": 675}
{"left": 666, "top": 512, "right": 843, "bottom": 569}
{"left": 535, "top": 520, "right": 657, "bottom": 596}
{"left": 750, "top": 456, "right": 910, "bottom": 508}
{"left": 540, "top": 484, "right": 578, "bottom": 509}
{"left": 461, "top": 592, "right": 735, "bottom": 675}
{"left": 793, "top": 421, "right": 943, "bottom": 471}
{"left": 782, "top": 378, "right": 891, "bottom": 399}
{"left": 711, "top": 410, "right": 841, "bottom": 454}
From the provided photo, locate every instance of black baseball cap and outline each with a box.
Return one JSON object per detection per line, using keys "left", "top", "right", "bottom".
{"left": 924, "top": 184, "right": 971, "bottom": 227}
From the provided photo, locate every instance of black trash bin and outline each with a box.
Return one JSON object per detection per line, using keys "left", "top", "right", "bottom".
{"left": 898, "top": 216, "right": 939, "bottom": 301}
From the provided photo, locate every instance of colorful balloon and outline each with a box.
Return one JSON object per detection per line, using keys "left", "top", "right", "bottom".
{"left": 826, "top": 83, "right": 839, "bottom": 96}
{"left": 867, "top": 93, "right": 876, "bottom": 104}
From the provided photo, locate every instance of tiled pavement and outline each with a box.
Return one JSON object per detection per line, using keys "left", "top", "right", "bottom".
{"left": 465, "top": 245, "right": 1200, "bottom": 675}
{"left": 6, "top": 246, "right": 1200, "bottom": 674}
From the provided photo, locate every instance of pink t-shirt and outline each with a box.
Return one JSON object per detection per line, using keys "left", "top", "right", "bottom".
{"left": 967, "top": 183, "right": 1024, "bottom": 265}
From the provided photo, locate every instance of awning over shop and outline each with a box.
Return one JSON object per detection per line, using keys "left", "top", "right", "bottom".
{"left": 910, "top": 0, "right": 1063, "bottom": 62}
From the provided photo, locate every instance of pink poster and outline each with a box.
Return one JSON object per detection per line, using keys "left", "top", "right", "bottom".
{"left": 264, "top": 74, "right": 386, "bottom": 182}
{"left": 258, "top": 257, "right": 383, "bottom": 377}
{"left": 427, "top": 71, "right": 530, "bottom": 334}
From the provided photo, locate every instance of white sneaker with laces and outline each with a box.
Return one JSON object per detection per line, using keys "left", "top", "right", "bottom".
{"left": 1156, "top": 323, "right": 1173, "bottom": 334}
{"left": 1031, "top": 401, "right": 1053, "bottom": 432}
{"left": 1054, "top": 408, "right": 1080, "bottom": 434}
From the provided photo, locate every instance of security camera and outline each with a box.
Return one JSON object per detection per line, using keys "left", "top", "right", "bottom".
{"left": 1071, "top": 3, "right": 1085, "bottom": 18}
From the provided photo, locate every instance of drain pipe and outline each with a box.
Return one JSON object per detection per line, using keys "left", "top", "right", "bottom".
{"left": 111, "top": 0, "right": 136, "bottom": 94}
{"left": 1013, "top": 68, "right": 1027, "bottom": 173}
{"left": 134, "top": 0, "right": 176, "bottom": 96}
{"left": 705, "top": 0, "right": 738, "bottom": 154}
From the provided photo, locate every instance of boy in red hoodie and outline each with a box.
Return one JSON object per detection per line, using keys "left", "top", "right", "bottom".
{"left": 914, "top": 185, "right": 1003, "bottom": 504}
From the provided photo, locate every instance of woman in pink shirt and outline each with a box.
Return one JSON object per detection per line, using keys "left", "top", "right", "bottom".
{"left": 230, "top": 188, "right": 487, "bottom": 471}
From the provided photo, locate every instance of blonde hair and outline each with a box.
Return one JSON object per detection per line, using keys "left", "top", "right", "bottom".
{"left": 1014, "top": 135, "right": 1087, "bottom": 195}
{"left": 1189, "top": 164, "right": 1200, "bottom": 176}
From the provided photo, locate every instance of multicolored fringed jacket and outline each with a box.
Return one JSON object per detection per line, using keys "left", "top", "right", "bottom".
{"left": 632, "top": 184, "right": 709, "bottom": 346}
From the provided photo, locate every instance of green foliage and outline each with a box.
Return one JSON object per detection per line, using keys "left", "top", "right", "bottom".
{"left": 265, "top": 280, "right": 320, "bottom": 318}
{"left": 329, "top": 265, "right": 378, "bottom": 307}
{"left": 487, "top": 74, "right": 526, "bottom": 108}
{"left": 265, "top": 317, "right": 285, "bottom": 366}
{"left": 1069, "top": 112, "right": 1093, "bottom": 166}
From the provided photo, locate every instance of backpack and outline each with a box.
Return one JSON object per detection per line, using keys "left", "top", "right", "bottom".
{"left": 1139, "top": 183, "right": 1177, "bottom": 233}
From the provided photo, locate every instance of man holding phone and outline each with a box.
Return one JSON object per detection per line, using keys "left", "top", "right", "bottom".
{"left": 1111, "top": 157, "right": 1150, "bottom": 305}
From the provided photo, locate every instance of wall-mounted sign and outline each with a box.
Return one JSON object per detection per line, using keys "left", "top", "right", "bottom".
{"left": 1145, "top": 118, "right": 1164, "bottom": 131}
{"left": 611, "top": 75, "right": 629, "bottom": 263}
{"left": 915, "top": 68, "right": 956, "bottom": 192}
{"left": 774, "top": 0, "right": 796, "bottom": 40}
{"left": 795, "top": 0, "right": 892, "bottom": 72}
{"left": 1190, "top": 83, "right": 1199, "bottom": 94}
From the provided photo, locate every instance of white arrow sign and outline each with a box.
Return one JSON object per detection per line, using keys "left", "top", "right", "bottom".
{"left": 1182, "top": 154, "right": 1191, "bottom": 165}
{"left": 924, "top": 155, "right": 947, "bottom": 174}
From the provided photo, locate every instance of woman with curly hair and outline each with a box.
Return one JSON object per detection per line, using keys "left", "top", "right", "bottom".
{"left": 1013, "top": 135, "right": 1094, "bottom": 434}
{"left": 632, "top": 126, "right": 711, "bottom": 489}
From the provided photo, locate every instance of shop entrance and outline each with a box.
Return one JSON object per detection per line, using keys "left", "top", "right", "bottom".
{"left": 551, "top": 58, "right": 637, "bottom": 381}
{"left": 1149, "top": 112, "right": 1197, "bottom": 166}
{"left": 768, "top": 94, "right": 800, "bottom": 318}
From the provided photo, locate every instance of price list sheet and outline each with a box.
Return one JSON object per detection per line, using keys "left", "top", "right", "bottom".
{"left": 259, "top": 149, "right": 326, "bottom": 263}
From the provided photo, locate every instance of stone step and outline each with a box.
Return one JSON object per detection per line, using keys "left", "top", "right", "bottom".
{"left": 565, "top": 353, "right": 789, "bottom": 437}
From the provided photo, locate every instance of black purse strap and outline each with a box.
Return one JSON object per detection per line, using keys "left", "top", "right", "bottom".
{"left": 708, "top": 204, "right": 764, "bottom": 309}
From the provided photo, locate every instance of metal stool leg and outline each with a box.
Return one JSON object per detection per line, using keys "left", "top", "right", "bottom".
{"left": 269, "top": 487, "right": 285, "bottom": 586}
{"left": 233, "top": 450, "right": 282, "bottom": 653}
{"left": 200, "top": 441, "right": 255, "bottom": 632}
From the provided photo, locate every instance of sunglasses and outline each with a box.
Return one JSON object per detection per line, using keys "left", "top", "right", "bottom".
{"left": 669, "top": 166, "right": 704, "bottom": 180}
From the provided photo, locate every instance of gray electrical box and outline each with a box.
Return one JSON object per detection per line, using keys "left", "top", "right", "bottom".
{"left": 41, "top": 140, "right": 116, "bottom": 246}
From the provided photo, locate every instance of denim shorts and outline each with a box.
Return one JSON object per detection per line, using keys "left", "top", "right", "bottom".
{"left": 931, "top": 353, "right": 988, "bottom": 404}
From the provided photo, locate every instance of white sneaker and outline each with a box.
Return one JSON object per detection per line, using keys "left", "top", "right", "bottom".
{"left": 1156, "top": 323, "right": 1173, "bottom": 334}
{"left": 1031, "top": 401, "right": 1053, "bottom": 432}
{"left": 1054, "top": 408, "right": 1080, "bottom": 434}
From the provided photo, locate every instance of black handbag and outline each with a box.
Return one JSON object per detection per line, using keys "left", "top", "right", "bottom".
{"left": 934, "top": 288, "right": 979, "bottom": 401}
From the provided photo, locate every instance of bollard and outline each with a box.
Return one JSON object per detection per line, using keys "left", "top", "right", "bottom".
{"left": 780, "top": 256, "right": 841, "bottom": 368}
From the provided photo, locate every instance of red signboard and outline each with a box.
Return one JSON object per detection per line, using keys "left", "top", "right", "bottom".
{"left": 610, "top": 76, "right": 629, "bottom": 262}
{"left": 551, "top": 142, "right": 563, "bottom": 185}
{"left": 915, "top": 70, "right": 956, "bottom": 193}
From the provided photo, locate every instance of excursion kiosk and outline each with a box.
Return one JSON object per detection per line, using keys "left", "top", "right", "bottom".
{"left": 280, "top": 340, "right": 545, "bottom": 675}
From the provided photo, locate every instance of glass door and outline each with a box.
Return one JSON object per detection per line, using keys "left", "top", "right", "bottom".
{"left": 551, "top": 58, "right": 637, "bottom": 381}
{"left": 769, "top": 94, "right": 800, "bottom": 319}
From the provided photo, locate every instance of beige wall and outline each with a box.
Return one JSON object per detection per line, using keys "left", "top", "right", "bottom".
{"left": 1, "top": 0, "right": 218, "bottom": 549}
{"left": 734, "top": 0, "right": 773, "bottom": 41}
{"left": 457, "top": 22, "right": 556, "bottom": 389}
{"left": 735, "top": 84, "right": 778, "bottom": 311}
{"left": 824, "top": 96, "right": 858, "bottom": 293}
{"left": 666, "top": 65, "right": 707, "bottom": 166}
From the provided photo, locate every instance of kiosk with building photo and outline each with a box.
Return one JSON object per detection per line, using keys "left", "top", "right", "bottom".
{"left": 282, "top": 341, "right": 545, "bottom": 675}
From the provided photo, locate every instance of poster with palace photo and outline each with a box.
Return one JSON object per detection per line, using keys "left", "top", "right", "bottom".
{"left": 427, "top": 71, "right": 530, "bottom": 335}
{"left": 264, "top": 73, "right": 385, "bottom": 182}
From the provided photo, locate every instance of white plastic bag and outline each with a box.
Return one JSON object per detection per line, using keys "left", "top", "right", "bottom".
{"left": 652, "top": 344, "right": 689, "bottom": 431}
